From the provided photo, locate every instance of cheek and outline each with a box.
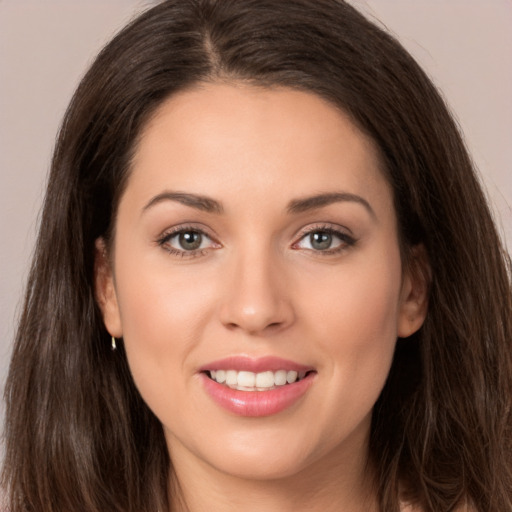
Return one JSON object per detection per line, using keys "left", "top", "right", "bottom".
{"left": 116, "top": 242, "right": 218, "bottom": 335}
{"left": 301, "top": 248, "right": 402, "bottom": 402}
{"left": 113, "top": 260, "right": 218, "bottom": 408}
{"left": 307, "top": 252, "right": 401, "bottom": 339}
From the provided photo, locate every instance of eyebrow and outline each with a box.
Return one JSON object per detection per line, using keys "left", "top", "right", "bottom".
{"left": 142, "top": 190, "right": 375, "bottom": 219}
{"left": 142, "top": 191, "right": 224, "bottom": 214}
{"left": 287, "top": 192, "right": 376, "bottom": 219}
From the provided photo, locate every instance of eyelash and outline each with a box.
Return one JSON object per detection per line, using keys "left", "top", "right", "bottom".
{"left": 156, "top": 224, "right": 356, "bottom": 258}
{"left": 156, "top": 225, "right": 219, "bottom": 258}
{"left": 292, "top": 224, "right": 357, "bottom": 256}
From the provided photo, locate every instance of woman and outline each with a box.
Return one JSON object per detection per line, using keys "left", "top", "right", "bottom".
{"left": 2, "top": 1, "right": 511, "bottom": 511}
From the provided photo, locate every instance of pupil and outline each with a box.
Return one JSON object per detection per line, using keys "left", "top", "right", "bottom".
{"left": 311, "top": 231, "right": 332, "bottom": 250}
{"left": 179, "top": 231, "right": 202, "bottom": 250}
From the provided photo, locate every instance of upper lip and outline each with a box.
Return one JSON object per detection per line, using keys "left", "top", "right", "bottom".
{"left": 199, "top": 356, "right": 315, "bottom": 373}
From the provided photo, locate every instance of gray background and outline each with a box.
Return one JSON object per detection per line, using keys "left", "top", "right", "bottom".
{"left": 1, "top": 1, "right": 511, "bottom": 432}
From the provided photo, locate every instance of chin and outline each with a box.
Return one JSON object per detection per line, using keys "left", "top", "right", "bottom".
{"left": 209, "top": 450, "right": 315, "bottom": 482}
{"left": 199, "top": 423, "right": 351, "bottom": 483}
{"left": 167, "top": 421, "right": 321, "bottom": 481}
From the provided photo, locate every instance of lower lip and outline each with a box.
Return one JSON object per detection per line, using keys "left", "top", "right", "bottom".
{"left": 200, "top": 372, "right": 315, "bottom": 417}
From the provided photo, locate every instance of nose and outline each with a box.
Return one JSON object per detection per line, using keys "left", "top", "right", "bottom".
{"left": 218, "top": 248, "right": 295, "bottom": 335}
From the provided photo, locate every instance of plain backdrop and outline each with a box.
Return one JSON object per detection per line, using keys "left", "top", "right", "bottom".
{"left": 1, "top": 1, "right": 511, "bottom": 434}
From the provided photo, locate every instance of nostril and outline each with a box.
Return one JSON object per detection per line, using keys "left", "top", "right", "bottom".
{"left": 223, "top": 320, "right": 283, "bottom": 333}
{"left": 218, "top": 293, "right": 295, "bottom": 334}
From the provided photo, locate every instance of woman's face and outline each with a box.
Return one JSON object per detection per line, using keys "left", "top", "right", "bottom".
{"left": 97, "top": 83, "right": 427, "bottom": 482}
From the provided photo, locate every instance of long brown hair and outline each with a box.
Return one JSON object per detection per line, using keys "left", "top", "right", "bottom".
{"left": 2, "top": 1, "right": 511, "bottom": 511}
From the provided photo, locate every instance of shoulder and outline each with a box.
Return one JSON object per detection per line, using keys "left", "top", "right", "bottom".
{"left": 401, "top": 502, "right": 475, "bottom": 512}
{"left": 400, "top": 503, "right": 420, "bottom": 512}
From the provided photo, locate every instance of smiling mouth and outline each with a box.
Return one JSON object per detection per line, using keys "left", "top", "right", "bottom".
{"left": 205, "top": 369, "right": 314, "bottom": 391}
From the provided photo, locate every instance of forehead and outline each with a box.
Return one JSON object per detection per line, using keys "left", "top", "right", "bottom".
{"left": 126, "top": 82, "right": 391, "bottom": 214}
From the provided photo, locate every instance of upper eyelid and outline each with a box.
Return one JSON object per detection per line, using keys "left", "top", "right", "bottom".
{"left": 294, "top": 222, "right": 353, "bottom": 239}
{"left": 155, "top": 222, "right": 355, "bottom": 249}
{"left": 291, "top": 223, "right": 357, "bottom": 251}
{"left": 157, "top": 223, "right": 218, "bottom": 242}
{"left": 157, "top": 226, "right": 220, "bottom": 258}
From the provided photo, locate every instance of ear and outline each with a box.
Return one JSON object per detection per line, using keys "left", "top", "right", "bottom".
{"left": 94, "top": 238, "right": 123, "bottom": 338}
{"left": 397, "top": 244, "right": 430, "bottom": 338}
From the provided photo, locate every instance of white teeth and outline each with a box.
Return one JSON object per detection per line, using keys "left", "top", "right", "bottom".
{"left": 226, "top": 370, "right": 237, "bottom": 386}
{"left": 286, "top": 370, "right": 298, "bottom": 384}
{"left": 237, "top": 371, "right": 256, "bottom": 387}
{"left": 274, "top": 370, "right": 287, "bottom": 386}
{"left": 209, "top": 369, "right": 310, "bottom": 390}
{"left": 255, "top": 371, "right": 274, "bottom": 388}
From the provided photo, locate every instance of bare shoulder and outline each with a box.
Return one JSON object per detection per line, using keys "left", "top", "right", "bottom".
{"left": 400, "top": 503, "right": 420, "bottom": 512}
{"left": 401, "top": 502, "right": 475, "bottom": 512}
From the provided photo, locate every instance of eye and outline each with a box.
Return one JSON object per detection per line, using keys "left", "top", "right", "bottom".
{"left": 306, "top": 231, "right": 336, "bottom": 251}
{"left": 172, "top": 230, "right": 206, "bottom": 251}
{"left": 293, "top": 226, "right": 356, "bottom": 254}
{"left": 157, "top": 226, "right": 219, "bottom": 257}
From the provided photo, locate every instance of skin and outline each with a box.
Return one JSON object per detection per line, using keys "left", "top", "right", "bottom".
{"left": 96, "top": 83, "right": 429, "bottom": 512}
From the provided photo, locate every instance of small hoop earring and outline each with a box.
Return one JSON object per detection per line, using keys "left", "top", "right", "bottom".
{"left": 111, "top": 336, "right": 117, "bottom": 351}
